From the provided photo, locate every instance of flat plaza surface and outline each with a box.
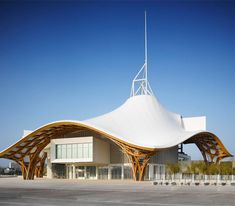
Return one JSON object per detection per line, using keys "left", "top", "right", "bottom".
{"left": 0, "top": 178, "right": 235, "bottom": 206}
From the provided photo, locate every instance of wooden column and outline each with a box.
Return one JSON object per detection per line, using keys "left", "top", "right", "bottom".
{"left": 18, "top": 140, "right": 49, "bottom": 180}
{"left": 127, "top": 152, "right": 155, "bottom": 181}
{"left": 112, "top": 139, "right": 156, "bottom": 181}
{"left": 184, "top": 134, "right": 231, "bottom": 164}
{"left": 35, "top": 152, "right": 47, "bottom": 178}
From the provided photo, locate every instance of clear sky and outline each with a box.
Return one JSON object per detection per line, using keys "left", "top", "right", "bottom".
{"left": 0, "top": 1, "right": 235, "bottom": 166}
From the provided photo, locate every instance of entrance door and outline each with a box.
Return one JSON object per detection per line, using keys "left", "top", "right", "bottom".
{"left": 75, "top": 166, "right": 85, "bottom": 179}
{"left": 86, "top": 166, "right": 96, "bottom": 179}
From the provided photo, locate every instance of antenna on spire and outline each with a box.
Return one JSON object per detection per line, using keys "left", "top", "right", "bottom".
{"left": 145, "top": 10, "right": 148, "bottom": 74}
{"left": 130, "top": 11, "right": 153, "bottom": 97}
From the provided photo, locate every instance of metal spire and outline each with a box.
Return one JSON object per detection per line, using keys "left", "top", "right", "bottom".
{"left": 145, "top": 10, "right": 148, "bottom": 79}
{"left": 130, "top": 11, "right": 153, "bottom": 97}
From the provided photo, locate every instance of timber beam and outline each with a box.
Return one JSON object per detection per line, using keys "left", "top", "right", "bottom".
{"left": 184, "top": 133, "right": 232, "bottom": 164}
{"left": 35, "top": 152, "right": 47, "bottom": 178}
{"left": 112, "top": 139, "right": 156, "bottom": 181}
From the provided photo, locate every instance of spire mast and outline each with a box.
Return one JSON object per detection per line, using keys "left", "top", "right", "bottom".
{"left": 145, "top": 10, "right": 148, "bottom": 80}
{"left": 130, "top": 11, "right": 153, "bottom": 97}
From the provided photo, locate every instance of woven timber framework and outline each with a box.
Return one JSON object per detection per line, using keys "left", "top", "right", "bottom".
{"left": 0, "top": 124, "right": 79, "bottom": 180}
{"left": 184, "top": 132, "right": 232, "bottom": 164}
{"left": 35, "top": 152, "right": 47, "bottom": 178}
{"left": 112, "top": 139, "right": 156, "bottom": 181}
{"left": 0, "top": 122, "right": 232, "bottom": 180}
{"left": 0, "top": 122, "right": 156, "bottom": 180}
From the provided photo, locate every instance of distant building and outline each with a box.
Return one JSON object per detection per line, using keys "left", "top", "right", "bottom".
{"left": 178, "top": 144, "right": 191, "bottom": 162}
{"left": 9, "top": 161, "right": 21, "bottom": 170}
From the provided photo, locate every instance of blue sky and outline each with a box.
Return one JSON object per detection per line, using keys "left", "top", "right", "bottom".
{"left": 0, "top": 1, "right": 235, "bottom": 166}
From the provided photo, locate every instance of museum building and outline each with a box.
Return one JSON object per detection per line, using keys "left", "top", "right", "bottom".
{"left": 0, "top": 13, "right": 232, "bottom": 181}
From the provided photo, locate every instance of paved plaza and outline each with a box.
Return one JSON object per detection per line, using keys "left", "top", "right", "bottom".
{"left": 0, "top": 177, "right": 235, "bottom": 206}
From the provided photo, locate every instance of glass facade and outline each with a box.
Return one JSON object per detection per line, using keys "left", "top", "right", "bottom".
{"left": 111, "top": 166, "right": 122, "bottom": 179}
{"left": 52, "top": 164, "right": 66, "bottom": 179}
{"left": 75, "top": 166, "right": 85, "bottom": 178}
{"left": 55, "top": 143, "right": 92, "bottom": 159}
{"left": 98, "top": 167, "right": 108, "bottom": 180}
{"left": 124, "top": 166, "right": 133, "bottom": 179}
{"left": 62, "top": 164, "right": 166, "bottom": 180}
{"left": 86, "top": 166, "right": 96, "bottom": 179}
{"left": 153, "top": 165, "right": 165, "bottom": 180}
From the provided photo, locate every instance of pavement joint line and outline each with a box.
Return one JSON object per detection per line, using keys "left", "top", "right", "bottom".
{"left": 3, "top": 199, "right": 232, "bottom": 206}
{"left": 0, "top": 201, "right": 56, "bottom": 206}
{"left": 19, "top": 196, "right": 234, "bottom": 206}
{"left": 75, "top": 199, "right": 234, "bottom": 206}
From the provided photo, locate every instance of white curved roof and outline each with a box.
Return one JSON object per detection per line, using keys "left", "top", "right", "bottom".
{"left": 83, "top": 94, "right": 200, "bottom": 148}
{"left": 0, "top": 89, "right": 231, "bottom": 161}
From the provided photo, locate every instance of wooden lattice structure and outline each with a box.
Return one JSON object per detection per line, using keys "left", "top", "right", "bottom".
{"left": 184, "top": 132, "right": 231, "bottom": 164}
{"left": 112, "top": 139, "right": 156, "bottom": 181}
{"left": 0, "top": 122, "right": 232, "bottom": 180}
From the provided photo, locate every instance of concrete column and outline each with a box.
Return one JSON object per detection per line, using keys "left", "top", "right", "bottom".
{"left": 148, "top": 164, "right": 154, "bottom": 181}
{"left": 65, "top": 165, "right": 68, "bottom": 179}
{"left": 121, "top": 165, "right": 124, "bottom": 180}
{"left": 95, "top": 166, "right": 98, "bottom": 180}
{"left": 72, "top": 165, "right": 76, "bottom": 179}
{"left": 46, "top": 156, "right": 52, "bottom": 179}
{"left": 66, "top": 165, "right": 69, "bottom": 179}
{"left": 108, "top": 166, "right": 111, "bottom": 180}
{"left": 84, "top": 166, "right": 87, "bottom": 179}
{"left": 162, "top": 165, "right": 166, "bottom": 181}
{"left": 69, "top": 165, "right": 72, "bottom": 179}
{"left": 67, "top": 165, "right": 69, "bottom": 179}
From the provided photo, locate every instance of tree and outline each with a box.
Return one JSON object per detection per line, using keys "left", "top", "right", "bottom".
{"left": 196, "top": 161, "right": 207, "bottom": 175}
{"left": 206, "top": 163, "right": 219, "bottom": 175}
{"left": 166, "top": 163, "right": 181, "bottom": 180}
{"left": 219, "top": 162, "right": 232, "bottom": 175}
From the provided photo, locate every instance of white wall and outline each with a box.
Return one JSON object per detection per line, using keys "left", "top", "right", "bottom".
{"left": 182, "top": 116, "right": 206, "bottom": 131}
{"left": 93, "top": 138, "right": 110, "bottom": 164}
{"left": 43, "top": 147, "right": 52, "bottom": 178}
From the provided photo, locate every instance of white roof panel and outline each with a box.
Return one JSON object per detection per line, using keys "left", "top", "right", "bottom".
{"left": 83, "top": 95, "right": 200, "bottom": 148}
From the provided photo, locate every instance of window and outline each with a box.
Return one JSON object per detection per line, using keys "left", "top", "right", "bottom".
{"left": 56, "top": 145, "right": 62, "bottom": 159}
{"left": 78, "top": 144, "right": 83, "bottom": 158}
{"left": 88, "top": 143, "right": 93, "bottom": 158}
{"left": 111, "top": 166, "right": 122, "bottom": 179}
{"left": 62, "top": 145, "right": 67, "bottom": 159}
{"left": 67, "top": 144, "right": 72, "bottom": 159}
{"left": 124, "top": 166, "right": 133, "bottom": 179}
{"left": 72, "top": 144, "right": 77, "bottom": 158}
{"left": 55, "top": 143, "right": 93, "bottom": 160}
{"left": 83, "top": 143, "right": 89, "bottom": 158}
